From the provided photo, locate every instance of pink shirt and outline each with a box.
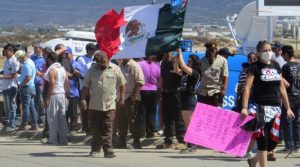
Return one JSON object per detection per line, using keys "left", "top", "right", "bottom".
{"left": 139, "top": 60, "right": 160, "bottom": 91}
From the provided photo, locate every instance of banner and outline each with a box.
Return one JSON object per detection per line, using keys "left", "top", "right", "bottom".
{"left": 184, "top": 103, "right": 253, "bottom": 157}
{"left": 95, "top": 2, "right": 187, "bottom": 59}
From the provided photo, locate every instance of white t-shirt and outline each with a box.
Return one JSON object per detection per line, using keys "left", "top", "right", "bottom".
{"left": 2, "top": 55, "right": 19, "bottom": 91}
{"left": 272, "top": 55, "right": 286, "bottom": 69}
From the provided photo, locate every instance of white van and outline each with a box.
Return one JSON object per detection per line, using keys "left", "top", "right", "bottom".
{"left": 43, "top": 30, "right": 97, "bottom": 58}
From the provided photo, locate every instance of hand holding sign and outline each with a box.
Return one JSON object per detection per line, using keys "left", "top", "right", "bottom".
{"left": 184, "top": 103, "right": 253, "bottom": 157}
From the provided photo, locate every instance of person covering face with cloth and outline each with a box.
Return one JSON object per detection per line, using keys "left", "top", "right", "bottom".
{"left": 240, "top": 40, "right": 295, "bottom": 167}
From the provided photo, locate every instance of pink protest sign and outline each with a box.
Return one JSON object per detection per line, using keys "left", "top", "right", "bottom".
{"left": 184, "top": 103, "right": 253, "bottom": 157}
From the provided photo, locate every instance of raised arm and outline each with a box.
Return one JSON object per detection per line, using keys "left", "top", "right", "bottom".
{"left": 177, "top": 48, "right": 193, "bottom": 75}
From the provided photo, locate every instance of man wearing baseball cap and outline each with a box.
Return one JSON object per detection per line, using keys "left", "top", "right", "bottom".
{"left": 30, "top": 41, "right": 46, "bottom": 128}
{"left": 16, "top": 50, "right": 38, "bottom": 131}
{"left": 218, "top": 47, "right": 235, "bottom": 59}
{"left": 271, "top": 41, "right": 286, "bottom": 68}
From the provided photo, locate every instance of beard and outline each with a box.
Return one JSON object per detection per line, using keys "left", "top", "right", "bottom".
{"left": 206, "top": 53, "right": 216, "bottom": 64}
{"left": 97, "top": 63, "right": 107, "bottom": 70}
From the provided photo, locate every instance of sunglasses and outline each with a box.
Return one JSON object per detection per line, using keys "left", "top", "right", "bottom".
{"left": 206, "top": 48, "right": 217, "bottom": 52}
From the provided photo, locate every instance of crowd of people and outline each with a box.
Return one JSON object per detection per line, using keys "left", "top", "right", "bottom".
{"left": 0, "top": 40, "right": 299, "bottom": 166}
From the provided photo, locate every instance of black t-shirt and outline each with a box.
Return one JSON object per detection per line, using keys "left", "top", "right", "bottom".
{"left": 182, "top": 69, "right": 201, "bottom": 95}
{"left": 249, "top": 61, "right": 281, "bottom": 105}
{"left": 161, "top": 59, "right": 181, "bottom": 90}
{"left": 282, "top": 61, "right": 300, "bottom": 96}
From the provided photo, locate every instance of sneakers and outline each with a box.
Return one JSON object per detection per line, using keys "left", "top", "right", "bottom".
{"left": 156, "top": 143, "right": 175, "bottom": 149}
{"left": 104, "top": 152, "right": 116, "bottom": 158}
{"left": 267, "top": 153, "right": 276, "bottom": 161}
{"left": 29, "top": 126, "right": 38, "bottom": 131}
{"left": 245, "top": 151, "right": 254, "bottom": 159}
{"left": 89, "top": 151, "right": 101, "bottom": 158}
{"left": 5, "top": 127, "right": 16, "bottom": 132}
{"left": 42, "top": 139, "right": 59, "bottom": 145}
{"left": 174, "top": 143, "right": 187, "bottom": 150}
{"left": 132, "top": 140, "right": 142, "bottom": 149}
{"left": 179, "top": 147, "right": 197, "bottom": 154}
{"left": 17, "top": 126, "right": 26, "bottom": 131}
{"left": 103, "top": 148, "right": 116, "bottom": 158}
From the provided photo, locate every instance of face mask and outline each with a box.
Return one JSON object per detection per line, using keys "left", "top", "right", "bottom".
{"left": 260, "top": 51, "right": 273, "bottom": 62}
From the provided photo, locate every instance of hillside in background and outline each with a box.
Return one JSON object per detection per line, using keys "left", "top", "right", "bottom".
{"left": 0, "top": 0, "right": 254, "bottom": 27}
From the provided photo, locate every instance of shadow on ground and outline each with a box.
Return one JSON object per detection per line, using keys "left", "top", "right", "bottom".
{"left": 28, "top": 151, "right": 89, "bottom": 158}
{"left": 161, "top": 155, "right": 242, "bottom": 162}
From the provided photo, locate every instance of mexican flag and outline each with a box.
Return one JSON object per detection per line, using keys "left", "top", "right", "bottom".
{"left": 95, "top": 2, "right": 188, "bottom": 59}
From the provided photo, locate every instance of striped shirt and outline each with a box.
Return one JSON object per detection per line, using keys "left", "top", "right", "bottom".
{"left": 237, "top": 71, "right": 247, "bottom": 88}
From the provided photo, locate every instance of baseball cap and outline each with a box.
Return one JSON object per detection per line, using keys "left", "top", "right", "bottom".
{"left": 15, "top": 50, "right": 26, "bottom": 60}
{"left": 65, "top": 47, "right": 72, "bottom": 54}
{"left": 271, "top": 41, "right": 282, "bottom": 49}
{"left": 218, "top": 47, "right": 234, "bottom": 56}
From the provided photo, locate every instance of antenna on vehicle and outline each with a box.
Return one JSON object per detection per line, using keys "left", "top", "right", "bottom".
{"left": 226, "top": 14, "right": 239, "bottom": 49}
{"left": 227, "top": 1, "right": 277, "bottom": 55}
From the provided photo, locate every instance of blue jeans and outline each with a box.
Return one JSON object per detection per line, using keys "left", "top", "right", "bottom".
{"left": 35, "top": 85, "right": 45, "bottom": 124}
{"left": 282, "top": 96, "right": 300, "bottom": 149}
{"left": 20, "top": 86, "right": 38, "bottom": 128}
{"left": 3, "top": 87, "right": 18, "bottom": 128}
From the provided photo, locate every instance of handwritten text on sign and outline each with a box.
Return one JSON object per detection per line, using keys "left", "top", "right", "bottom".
{"left": 184, "top": 103, "right": 253, "bottom": 157}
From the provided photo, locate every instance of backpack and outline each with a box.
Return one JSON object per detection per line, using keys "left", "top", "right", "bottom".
{"left": 194, "top": 73, "right": 201, "bottom": 92}
{"left": 75, "top": 55, "right": 82, "bottom": 62}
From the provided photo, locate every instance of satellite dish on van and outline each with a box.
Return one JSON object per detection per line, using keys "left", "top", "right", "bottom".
{"left": 235, "top": 2, "right": 256, "bottom": 41}
{"left": 234, "top": 1, "right": 277, "bottom": 54}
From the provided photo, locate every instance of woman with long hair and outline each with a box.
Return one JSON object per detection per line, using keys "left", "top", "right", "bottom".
{"left": 174, "top": 48, "right": 201, "bottom": 153}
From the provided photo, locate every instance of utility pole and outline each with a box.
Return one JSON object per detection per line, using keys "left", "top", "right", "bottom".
{"left": 267, "top": 17, "right": 273, "bottom": 43}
